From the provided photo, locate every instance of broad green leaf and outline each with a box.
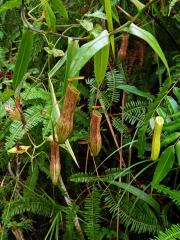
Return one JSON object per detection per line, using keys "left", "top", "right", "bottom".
{"left": 151, "top": 146, "right": 175, "bottom": 189}
{"left": 13, "top": 28, "right": 34, "bottom": 90}
{"left": 50, "top": 0, "right": 68, "bottom": 20}
{"left": 125, "top": 23, "right": 170, "bottom": 78}
{"left": 104, "top": 0, "right": 115, "bottom": 58}
{"left": 116, "top": 84, "right": 154, "bottom": 99}
{"left": 0, "top": 0, "right": 21, "bottom": 13}
{"left": 105, "top": 180, "right": 160, "bottom": 214}
{"left": 94, "top": 44, "right": 109, "bottom": 87}
{"left": 130, "top": 0, "right": 145, "bottom": 10}
{"left": 41, "top": 0, "right": 56, "bottom": 32}
{"left": 68, "top": 30, "right": 109, "bottom": 78}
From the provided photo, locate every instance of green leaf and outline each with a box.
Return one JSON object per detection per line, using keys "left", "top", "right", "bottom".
{"left": 175, "top": 141, "right": 180, "bottom": 166}
{"left": 150, "top": 224, "right": 180, "bottom": 240}
{"left": 79, "top": 19, "right": 94, "bottom": 32}
{"left": 116, "top": 84, "right": 154, "bottom": 99}
{"left": 0, "top": 89, "right": 14, "bottom": 102}
{"left": 0, "top": 0, "right": 21, "bottom": 13}
{"left": 104, "top": 0, "right": 115, "bottom": 58}
{"left": 85, "top": 10, "right": 107, "bottom": 20}
{"left": 13, "top": 28, "right": 34, "bottom": 90}
{"left": 63, "top": 38, "right": 79, "bottom": 95}
{"left": 48, "top": 54, "right": 66, "bottom": 78}
{"left": 151, "top": 146, "right": 175, "bottom": 189}
{"left": 68, "top": 30, "right": 109, "bottom": 78}
{"left": 41, "top": 0, "right": 56, "bottom": 31}
{"left": 166, "top": 96, "right": 179, "bottom": 114}
{"left": 94, "top": 44, "right": 109, "bottom": 87}
{"left": 50, "top": 0, "right": 68, "bottom": 20}
{"left": 105, "top": 180, "right": 160, "bottom": 214}
{"left": 44, "top": 47, "right": 64, "bottom": 57}
{"left": 130, "top": 0, "right": 145, "bottom": 10}
{"left": 125, "top": 23, "right": 170, "bottom": 78}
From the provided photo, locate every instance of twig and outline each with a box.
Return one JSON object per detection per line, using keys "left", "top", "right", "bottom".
{"left": 59, "top": 176, "right": 84, "bottom": 239}
{"left": 99, "top": 98, "right": 126, "bottom": 168}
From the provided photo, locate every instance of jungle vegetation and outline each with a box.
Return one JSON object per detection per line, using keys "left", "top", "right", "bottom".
{"left": 0, "top": 0, "right": 180, "bottom": 239}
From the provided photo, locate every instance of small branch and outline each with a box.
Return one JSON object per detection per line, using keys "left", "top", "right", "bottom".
{"left": 59, "top": 176, "right": 84, "bottom": 239}
{"left": 99, "top": 98, "right": 126, "bottom": 168}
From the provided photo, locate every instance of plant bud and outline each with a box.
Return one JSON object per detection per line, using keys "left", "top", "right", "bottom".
{"left": 56, "top": 85, "right": 80, "bottom": 143}
{"left": 151, "top": 116, "right": 164, "bottom": 160}
{"left": 50, "top": 140, "right": 61, "bottom": 184}
{"left": 90, "top": 110, "right": 102, "bottom": 157}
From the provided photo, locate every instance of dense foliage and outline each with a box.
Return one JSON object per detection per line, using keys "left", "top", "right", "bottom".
{"left": 0, "top": 0, "right": 180, "bottom": 239}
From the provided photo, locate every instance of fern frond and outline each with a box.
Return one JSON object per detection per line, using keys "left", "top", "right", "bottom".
{"left": 84, "top": 189, "right": 101, "bottom": 240}
{"left": 105, "top": 65, "right": 125, "bottom": 105}
{"left": 103, "top": 168, "right": 131, "bottom": 180}
{"left": 63, "top": 204, "right": 79, "bottom": 239}
{"left": 23, "top": 161, "right": 39, "bottom": 200}
{"left": 69, "top": 173, "right": 96, "bottom": 183}
{"left": 112, "top": 116, "right": 130, "bottom": 136}
{"left": 119, "top": 199, "right": 160, "bottom": 234}
{"left": 2, "top": 195, "right": 62, "bottom": 224}
{"left": 123, "top": 100, "right": 147, "bottom": 127}
{"left": 104, "top": 193, "right": 160, "bottom": 234}
{"left": 5, "top": 105, "right": 44, "bottom": 149}
{"left": 150, "top": 224, "right": 180, "bottom": 240}
{"left": 22, "top": 83, "right": 50, "bottom": 102}
{"left": 155, "top": 185, "right": 180, "bottom": 206}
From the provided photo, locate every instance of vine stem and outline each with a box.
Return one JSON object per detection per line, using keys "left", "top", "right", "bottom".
{"left": 59, "top": 176, "right": 84, "bottom": 239}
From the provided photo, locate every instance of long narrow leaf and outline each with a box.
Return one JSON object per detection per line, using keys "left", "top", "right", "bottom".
{"left": 105, "top": 180, "right": 160, "bottom": 214}
{"left": 151, "top": 146, "right": 175, "bottom": 189}
{"left": 50, "top": 0, "right": 68, "bottom": 20}
{"left": 125, "top": 23, "right": 170, "bottom": 78}
{"left": 13, "top": 28, "right": 34, "bottom": 90}
{"left": 63, "top": 38, "right": 79, "bottom": 95}
{"left": 117, "top": 84, "right": 154, "bottom": 99}
{"left": 41, "top": 0, "right": 56, "bottom": 31}
{"left": 94, "top": 44, "right": 109, "bottom": 87}
{"left": 68, "top": 30, "right": 109, "bottom": 78}
{"left": 104, "top": 0, "right": 115, "bottom": 57}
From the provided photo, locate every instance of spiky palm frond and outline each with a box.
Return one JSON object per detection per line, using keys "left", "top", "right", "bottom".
{"left": 83, "top": 189, "right": 101, "bottom": 240}
{"left": 112, "top": 116, "right": 130, "bottom": 137}
{"left": 69, "top": 173, "right": 96, "bottom": 183}
{"left": 2, "top": 195, "right": 62, "bottom": 225}
{"left": 155, "top": 185, "right": 180, "bottom": 206}
{"left": 103, "top": 193, "right": 160, "bottom": 234}
{"left": 150, "top": 224, "right": 180, "bottom": 240}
